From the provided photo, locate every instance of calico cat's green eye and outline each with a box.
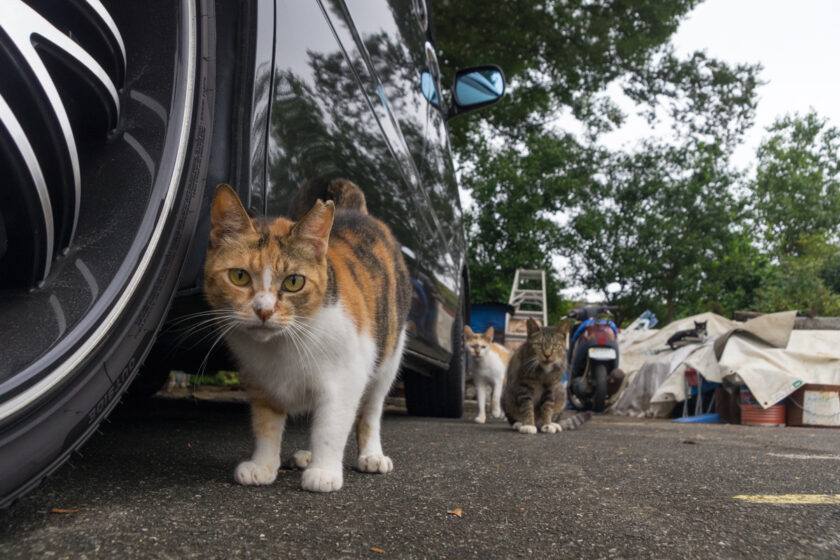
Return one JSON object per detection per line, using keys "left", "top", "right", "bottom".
{"left": 532, "top": 343, "right": 542, "bottom": 348}
{"left": 282, "top": 274, "right": 306, "bottom": 292}
{"left": 229, "top": 269, "right": 251, "bottom": 286}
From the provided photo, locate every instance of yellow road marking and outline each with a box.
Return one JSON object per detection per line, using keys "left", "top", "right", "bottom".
{"left": 734, "top": 494, "right": 840, "bottom": 504}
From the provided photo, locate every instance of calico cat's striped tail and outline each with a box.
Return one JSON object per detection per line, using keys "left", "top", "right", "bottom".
{"left": 559, "top": 411, "right": 592, "bottom": 431}
{"left": 289, "top": 177, "right": 367, "bottom": 220}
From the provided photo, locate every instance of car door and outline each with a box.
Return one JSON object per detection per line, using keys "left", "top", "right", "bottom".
{"left": 262, "top": 0, "right": 460, "bottom": 362}
{"left": 332, "top": 0, "right": 464, "bottom": 358}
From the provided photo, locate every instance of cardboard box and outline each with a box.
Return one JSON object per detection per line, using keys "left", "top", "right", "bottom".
{"left": 786, "top": 384, "right": 840, "bottom": 428}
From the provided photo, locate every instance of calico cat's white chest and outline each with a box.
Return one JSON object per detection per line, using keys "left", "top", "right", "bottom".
{"left": 225, "top": 304, "right": 376, "bottom": 414}
{"left": 472, "top": 349, "right": 505, "bottom": 381}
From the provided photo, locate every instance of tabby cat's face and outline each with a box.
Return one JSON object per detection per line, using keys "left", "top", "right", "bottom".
{"left": 204, "top": 185, "right": 334, "bottom": 342}
{"left": 526, "top": 320, "right": 568, "bottom": 368}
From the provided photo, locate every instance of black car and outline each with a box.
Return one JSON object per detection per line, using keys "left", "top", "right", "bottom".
{"left": 0, "top": 0, "right": 504, "bottom": 507}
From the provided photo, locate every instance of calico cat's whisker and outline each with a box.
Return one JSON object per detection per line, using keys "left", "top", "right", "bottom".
{"left": 284, "top": 325, "right": 318, "bottom": 399}
{"left": 290, "top": 318, "right": 337, "bottom": 367}
{"left": 173, "top": 316, "right": 239, "bottom": 349}
{"left": 163, "top": 309, "right": 236, "bottom": 330}
{"left": 179, "top": 321, "right": 240, "bottom": 351}
{"left": 173, "top": 315, "right": 230, "bottom": 337}
{"left": 290, "top": 318, "right": 329, "bottom": 351}
{"left": 284, "top": 325, "right": 310, "bottom": 374}
{"left": 293, "top": 317, "right": 336, "bottom": 347}
{"left": 167, "top": 312, "right": 237, "bottom": 343}
{"left": 167, "top": 308, "right": 234, "bottom": 321}
{"left": 288, "top": 323, "right": 322, "bottom": 378}
{"left": 196, "top": 322, "right": 239, "bottom": 381}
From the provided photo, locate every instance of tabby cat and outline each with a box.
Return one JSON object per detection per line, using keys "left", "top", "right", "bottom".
{"left": 204, "top": 180, "right": 410, "bottom": 492}
{"left": 464, "top": 326, "right": 510, "bottom": 423}
{"left": 502, "top": 318, "right": 571, "bottom": 434}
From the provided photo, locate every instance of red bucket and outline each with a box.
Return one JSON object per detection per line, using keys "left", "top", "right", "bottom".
{"left": 740, "top": 386, "right": 786, "bottom": 426}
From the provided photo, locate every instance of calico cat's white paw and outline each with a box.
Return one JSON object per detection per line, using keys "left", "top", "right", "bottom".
{"left": 301, "top": 467, "right": 343, "bottom": 492}
{"left": 474, "top": 415, "right": 486, "bottom": 424}
{"left": 517, "top": 424, "right": 537, "bottom": 434}
{"left": 512, "top": 421, "right": 522, "bottom": 430}
{"left": 491, "top": 408, "right": 504, "bottom": 419}
{"left": 357, "top": 454, "right": 393, "bottom": 474}
{"left": 234, "top": 461, "right": 278, "bottom": 486}
{"left": 292, "top": 450, "right": 312, "bottom": 468}
{"left": 540, "top": 422, "right": 563, "bottom": 434}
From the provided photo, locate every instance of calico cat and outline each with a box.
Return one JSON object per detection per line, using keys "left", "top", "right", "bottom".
{"left": 204, "top": 181, "right": 410, "bottom": 492}
{"left": 501, "top": 319, "right": 571, "bottom": 434}
{"left": 464, "top": 326, "right": 510, "bottom": 423}
{"left": 666, "top": 320, "right": 707, "bottom": 350}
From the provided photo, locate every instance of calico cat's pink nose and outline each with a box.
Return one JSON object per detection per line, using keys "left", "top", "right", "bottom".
{"left": 254, "top": 308, "right": 273, "bottom": 322}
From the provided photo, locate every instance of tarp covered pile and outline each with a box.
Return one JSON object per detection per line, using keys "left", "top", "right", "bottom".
{"left": 611, "top": 311, "right": 840, "bottom": 418}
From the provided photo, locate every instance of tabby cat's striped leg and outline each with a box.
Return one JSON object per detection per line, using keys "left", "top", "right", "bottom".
{"left": 538, "top": 396, "right": 563, "bottom": 434}
{"left": 515, "top": 394, "right": 537, "bottom": 434}
{"left": 234, "top": 398, "right": 286, "bottom": 485}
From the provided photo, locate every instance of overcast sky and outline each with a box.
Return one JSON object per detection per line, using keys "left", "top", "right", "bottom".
{"left": 604, "top": 0, "right": 840, "bottom": 170}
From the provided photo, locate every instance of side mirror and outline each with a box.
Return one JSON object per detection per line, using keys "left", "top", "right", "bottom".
{"left": 421, "top": 71, "right": 440, "bottom": 108}
{"left": 447, "top": 65, "right": 505, "bottom": 120}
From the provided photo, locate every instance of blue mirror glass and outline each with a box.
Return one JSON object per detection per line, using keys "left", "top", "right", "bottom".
{"left": 421, "top": 71, "right": 439, "bottom": 107}
{"left": 454, "top": 69, "right": 504, "bottom": 108}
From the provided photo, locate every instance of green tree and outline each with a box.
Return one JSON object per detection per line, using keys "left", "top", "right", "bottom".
{"left": 751, "top": 111, "right": 840, "bottom": 257}
{"left": 753, "top": 234, "right": 840, "bottom": 316}
{"left": 464, "top": 131, "right": 597, "bottom": 322}
{"left": 567, "top": 142, "right": 754, "bottom": 322}
{"left": 435, "top": 0, "right": 702, "bottom": 150}
{"left": 698, "top": 232, "right": 768, "bottom": 317}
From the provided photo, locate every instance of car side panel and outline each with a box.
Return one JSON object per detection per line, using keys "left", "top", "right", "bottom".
{"left": 263, "top": 0, "right": 459, "bottom": 363}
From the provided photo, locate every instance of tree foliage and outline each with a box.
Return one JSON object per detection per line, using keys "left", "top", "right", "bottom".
{"left": 434, "top": 0, "right": 701, "bottom": 149}
{"left": 567, "top": 142, "right": 760, "bottom": 322}
{"left": 751, "top": 111, "right": 840, "bottom": 257}
{"left": 464, "top": 131, "right": 597, "bottom": 322}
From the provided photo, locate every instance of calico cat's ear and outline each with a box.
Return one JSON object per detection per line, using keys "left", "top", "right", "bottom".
{"left": 292, "top": 199, "right": 335, "bottom": 260}
{"left": 483, "top": 326, "right": 494, "bottom": 342}
{"left": 210, "top": 184, "right": 254, "bottom": 247}
{"left": 463, "top": 325, "right": 475, "bottom": 337}
{"left": 526, "top": 318, "right": 541, "bottom": 335}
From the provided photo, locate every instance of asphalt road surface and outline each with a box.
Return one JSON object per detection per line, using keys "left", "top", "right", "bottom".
{"left": 1, "top": 392, "right": 839, "bottom": 559}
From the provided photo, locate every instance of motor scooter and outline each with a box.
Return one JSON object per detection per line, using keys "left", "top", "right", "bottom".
{"left": 565, "top": 304, "right": 623, "bottom": 412}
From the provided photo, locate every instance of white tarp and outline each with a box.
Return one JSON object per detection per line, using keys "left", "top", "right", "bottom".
{"left": 612, "top": 312, "right": 738, "bottom": 416}
{"left": 612, "top": 311, "right": 840, "bottom": 417}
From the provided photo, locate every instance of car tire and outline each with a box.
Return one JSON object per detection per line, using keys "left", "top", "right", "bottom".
{"left": 0, "top": 0, "right": 215, "bottom": 508}
{"left": 403, "top": 295, "right": 466, "bottom": 418}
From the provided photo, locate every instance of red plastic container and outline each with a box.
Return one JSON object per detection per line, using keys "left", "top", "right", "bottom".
{"left": 740, "top": 386, "right": 786, "bottom": 427}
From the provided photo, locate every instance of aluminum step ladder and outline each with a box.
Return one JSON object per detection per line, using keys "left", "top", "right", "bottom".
{"left": 504, "top": 269, "right": 548, "bottom": 348}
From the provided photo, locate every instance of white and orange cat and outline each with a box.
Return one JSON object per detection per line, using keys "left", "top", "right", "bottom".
{"left": 204, "top": 180, "right": 410, "bottom": 492}
{"left": 463, "top": 326, "right": 510, "bottom": 423}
